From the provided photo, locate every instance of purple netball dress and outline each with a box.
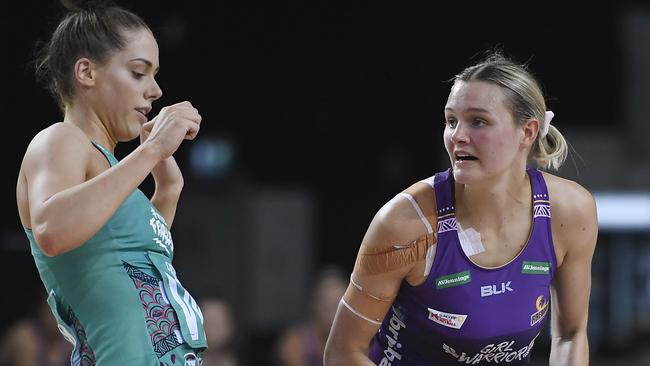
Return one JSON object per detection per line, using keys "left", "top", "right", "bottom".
{"left": 368, "top": 168, "right": 557, "bottom": 365}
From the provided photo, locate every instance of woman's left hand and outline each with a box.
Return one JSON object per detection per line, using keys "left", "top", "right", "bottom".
{"left": 141, "top": 116, "right": 184, "bottom": 191}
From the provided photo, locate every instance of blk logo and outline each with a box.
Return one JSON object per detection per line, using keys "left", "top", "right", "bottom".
{"left": 481, "top": 281, "right": 513, "bottom": 297}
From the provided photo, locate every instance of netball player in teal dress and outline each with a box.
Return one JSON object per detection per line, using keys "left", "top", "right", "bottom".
{"left": 17, "top": 1, "right": 207, "bottom": 364}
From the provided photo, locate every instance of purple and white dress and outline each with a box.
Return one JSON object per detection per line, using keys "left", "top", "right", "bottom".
{"left": 368, "top": 168, "right": 557, "bottom": 365}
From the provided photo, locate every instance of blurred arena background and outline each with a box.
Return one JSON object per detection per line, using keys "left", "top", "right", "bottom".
{"left": 1, "top": 0, "right": 649, "bottom": 364}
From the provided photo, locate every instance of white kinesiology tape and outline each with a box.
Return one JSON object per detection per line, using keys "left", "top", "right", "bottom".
{"left": 457, "top": 224, "right": 485, "bottom": 256}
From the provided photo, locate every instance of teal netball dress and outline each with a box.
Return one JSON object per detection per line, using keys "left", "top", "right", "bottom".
{"left": 25, "top": 142, "right": 207, "bottom": 366}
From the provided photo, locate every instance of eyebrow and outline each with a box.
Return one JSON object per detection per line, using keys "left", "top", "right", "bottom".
{"left": 129, "top": 58, "right": 160, "bottom": 73}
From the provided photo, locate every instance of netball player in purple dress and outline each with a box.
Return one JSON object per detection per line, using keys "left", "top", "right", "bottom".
{"left": 324, "top": 52, "right": 598, "bottom": 366}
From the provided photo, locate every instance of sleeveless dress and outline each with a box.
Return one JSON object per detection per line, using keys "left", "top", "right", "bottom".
{"left": 25, "top": 142, "right": 207, "bottom": 366}
{"left": 368, "top": 168, "right": 557, "bottom": 365}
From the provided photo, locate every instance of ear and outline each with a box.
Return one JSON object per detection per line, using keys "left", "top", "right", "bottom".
{"left": 520, "top": 118, "right": 540, "bottom": 147}
{"left": 73, "top": 58, "right": 97, "bottom": 88}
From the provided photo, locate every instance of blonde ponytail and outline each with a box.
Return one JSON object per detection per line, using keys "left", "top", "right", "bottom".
{"left": 532, "top": 124, "right": 567, "bottom": 170}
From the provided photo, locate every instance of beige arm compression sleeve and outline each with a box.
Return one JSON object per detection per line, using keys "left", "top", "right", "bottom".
{"left": 341, "top": 181, "right": 439, "bottom": 325}
{"left": 342, "top": 232, "right": 437, "bottom": 325}
{"left": 353, "top": 232, "right": 437, "bottom": 276}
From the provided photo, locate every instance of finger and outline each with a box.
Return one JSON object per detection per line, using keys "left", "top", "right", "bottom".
{"left": 179, "top": 110, "right": 202, "bottom": 124}
{"left": 142, "top": 121, "right": 155, "bottom": 133}
{"left": 184, "top": 131, "right": 198, "bottom": 140}
{"left": 187, "top": 113, "right": 202, "bottom": 125}
{"left": 185, "top": 123, "right": 200, "bottom": 140}
{"left": 171, "top": 100, "right": 193, "bottom": 109}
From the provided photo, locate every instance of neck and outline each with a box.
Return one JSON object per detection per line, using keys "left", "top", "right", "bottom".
{"left": 63, "top": 101, "right": 117, "bottom": 152}
{"left": 455, "top": 166, "right": 531, "bottom": 226}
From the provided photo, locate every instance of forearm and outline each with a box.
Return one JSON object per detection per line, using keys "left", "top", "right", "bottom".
{"left": 549, "top": 331, "right": 589, "bottom": 366}
{"left": 151, "top": 183, "right": 182, "bottom": 228}
{"left": 324, "top": 315, "right": 377, "bottom": 366}
{"left": 149, "top": 156, "right": 183, "bottom": 227}
{"left": 32, "top": 144, "right": 160, "bottom": 255}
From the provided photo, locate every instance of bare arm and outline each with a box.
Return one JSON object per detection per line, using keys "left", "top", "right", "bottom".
{"left": 140, "top": 117, "right": 186, "bottom": 227}
{"left": 149, "top": 157, "right": 183, "bottom": 227}
{"left": 25, "top": 102, "right": 200, "bottom": 256}
{"left": 324, "top": 184, "right": 435, "bottom": 366}
{"left": 548, "top": 178, "right": 598, "bottom": 366}
{"left": 324, "top": 271, "right": 407, "bottom": 366}
{"left": 24, "top": 125, "right": 161, "bottom": 256}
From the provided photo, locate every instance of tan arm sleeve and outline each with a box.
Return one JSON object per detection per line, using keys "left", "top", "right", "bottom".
{"left": 324, "top": 179, "right": 438, "bottom": 365}
{"left": 343, "top": 180, "right": 438, "bottom": 323}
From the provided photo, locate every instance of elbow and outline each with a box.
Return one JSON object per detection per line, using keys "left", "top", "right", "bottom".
{"left": 552, "top": 329, "right": 586, "bottom": 344}
{"left": 33, "top": 230, "right": 60, "bottom": 257}
{"left": 32, "top": 223, "right": 71, "bottom": 257}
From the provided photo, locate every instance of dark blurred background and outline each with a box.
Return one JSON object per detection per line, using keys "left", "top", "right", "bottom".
{"left": 2, "top": 1, "right": 650, "bottom": 365}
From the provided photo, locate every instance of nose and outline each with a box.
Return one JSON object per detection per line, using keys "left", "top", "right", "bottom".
{"left": 450, "top": 121, "right": 469, "bottom": 144}
{"left": 146, "top": 78, "right": 163, "bottom": 101}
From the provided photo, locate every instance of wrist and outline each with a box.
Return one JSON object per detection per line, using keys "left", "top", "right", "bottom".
{"left": 137, "top": 141, "right": 165, "bottom": 164}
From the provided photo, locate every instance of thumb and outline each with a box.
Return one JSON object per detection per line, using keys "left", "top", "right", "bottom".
{"left": 142, "top": 120, "right": 155, "bottom": 133}
{"left": 140, "top": 120, "right": 155, "bottom": 143}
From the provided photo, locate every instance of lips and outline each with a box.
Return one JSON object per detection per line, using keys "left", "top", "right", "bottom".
{"left": 135, "top": 106, "right": 152, "bottom": 118}
{"left": 455, "top": 153, "right": 478, "bottom": 162}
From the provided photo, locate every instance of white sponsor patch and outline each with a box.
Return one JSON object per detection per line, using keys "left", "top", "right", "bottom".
{"left": 427, "top": 308, "right": 467, "bottom": 329}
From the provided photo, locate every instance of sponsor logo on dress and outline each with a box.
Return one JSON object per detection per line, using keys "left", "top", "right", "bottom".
{"left": 443, "top": 333, "right": 539, "bottom": 364}
{"left": 530, "top": 295, "right": 549, "bottom": 326}
{"left": 480, "top": 281, "right": 513, "bottom": 297}
{"left": 427, "top": 308, "right": 467, "bottom": 329}
{"left": 435, "top": 270, "right": 471, "bottom": 289}
{"left": 521, "top": 261, "right": 550, "bottom": 275}
{"left": 378, "top": 306, "right": 407, "bottom": 366}
{"left": 184, "top": 352, "right": 200, "bottom": 366}
{"left": 150, "top": 207, "right": 174, "bottom": 255}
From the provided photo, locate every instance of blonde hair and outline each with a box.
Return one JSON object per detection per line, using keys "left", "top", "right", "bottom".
{"left": 454, "top": 52, "right": 568, "bottom": 170}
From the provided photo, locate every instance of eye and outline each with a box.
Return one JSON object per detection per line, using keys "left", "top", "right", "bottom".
{"left": 472, "top": 118, "right": 487, "bottom": 127}
{"left": 445, "top": 118, "right": 458, "bottom": 128}
{"left": 132, "top": 71, "right": 145, "bottom": 79}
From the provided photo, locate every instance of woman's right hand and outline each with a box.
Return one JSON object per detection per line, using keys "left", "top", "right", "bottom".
{"left": 142, "top": 101, "right": 202, "bottom": 160}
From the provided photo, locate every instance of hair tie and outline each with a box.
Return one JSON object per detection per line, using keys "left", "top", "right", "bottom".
{"left": 540, "top": 110, "right": 554, "bottom": 138}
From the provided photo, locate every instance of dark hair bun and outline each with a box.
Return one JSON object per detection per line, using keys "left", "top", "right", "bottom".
{"left": 61, "top": 0, "right": 112, "bottom": 11}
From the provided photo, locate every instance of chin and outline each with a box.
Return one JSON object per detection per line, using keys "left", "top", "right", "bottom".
{"left": 118, "top": 129, "right": 140, "bottom": 142}
{"left": 451, "top": 167, "right": 481, "bottom": 185}
{"left": 128, "top": 123, "right": 143, "bottom": 140}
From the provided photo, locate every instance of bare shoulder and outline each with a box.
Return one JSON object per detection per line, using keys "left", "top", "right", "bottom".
{"left": 25, "top": 122, "right": 89, "bottom": 153}
{"left": 22, "top": 123, "right": 92, "bottom": 171}
{"left": 543, "top": 172, "right": 598, "bottom": 263}
{"left": 362, "top": 179, "right": 435, "bottom": 250}
{"left": 543, "top": 172, "right": 596, "bottom": 223}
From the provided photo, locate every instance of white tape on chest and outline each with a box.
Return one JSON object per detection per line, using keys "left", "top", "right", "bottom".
{"left": 457, "top": 225, "right": 485, "bottom": 256}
